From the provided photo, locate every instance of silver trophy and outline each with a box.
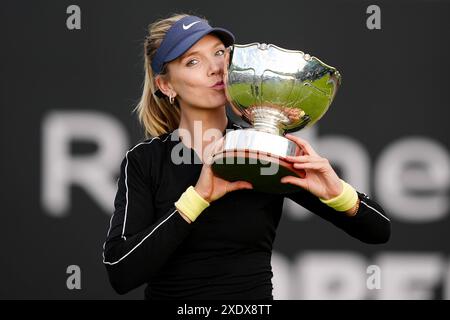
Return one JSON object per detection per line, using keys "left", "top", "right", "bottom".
{"left": 211, "top": 43, "right": 341, "bottom": 193}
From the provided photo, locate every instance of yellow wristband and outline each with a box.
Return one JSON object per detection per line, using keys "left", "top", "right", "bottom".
{"left": 319, "top": 179, "right": 358, "bottom": 212}
{"left": 174, "top": 186, "right": 210, "bottom": 222}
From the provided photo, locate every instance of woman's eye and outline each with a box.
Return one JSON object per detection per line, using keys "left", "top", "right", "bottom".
{"left": 216, "top": 49, "right": 225, "bottom": 56}
{"left": 186, "top": 59, "right": 199, "bottom": 67}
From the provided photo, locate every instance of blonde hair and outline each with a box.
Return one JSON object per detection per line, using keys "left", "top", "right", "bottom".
{"left": 132, "top": 14, "right": 188, "bottom": 138}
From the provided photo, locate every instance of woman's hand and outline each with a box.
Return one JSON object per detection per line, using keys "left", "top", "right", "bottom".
{"left": 194, "top": 142, "right": 253, "bottom": 203}
{"left": 194, "top": 162, "right": 253, "bottom": 203}
{"left": 281, "top": 134, "right": 343, "bottom": 200}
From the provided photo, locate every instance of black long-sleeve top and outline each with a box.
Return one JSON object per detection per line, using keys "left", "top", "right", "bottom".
{"left": 102, "top": 116, "right": 391, "bottom": 299}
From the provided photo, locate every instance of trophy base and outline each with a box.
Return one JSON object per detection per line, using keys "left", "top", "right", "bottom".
{"left": 211, "top": 150, "right": 306, "bottom": 194}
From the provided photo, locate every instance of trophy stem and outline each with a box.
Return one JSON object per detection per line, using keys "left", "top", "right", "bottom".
{"left": 252, "top": 106, "right": 289, "bottom": 136}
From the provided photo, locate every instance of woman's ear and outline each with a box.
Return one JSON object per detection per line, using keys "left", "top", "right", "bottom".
{"left": 155, "top": 75, "right": 175, "bottom": 98}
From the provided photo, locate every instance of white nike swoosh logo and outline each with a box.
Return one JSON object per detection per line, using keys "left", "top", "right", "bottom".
{"left": 183, "top": 21, "right": 200, "bottom": 30}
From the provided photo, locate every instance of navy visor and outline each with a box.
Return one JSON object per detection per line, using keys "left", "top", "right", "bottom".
{"left": 151, "top": 15, "right": 235, "bottom": 75}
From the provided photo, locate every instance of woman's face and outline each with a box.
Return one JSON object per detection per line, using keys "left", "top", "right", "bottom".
{"left": 162, "top": 34, "right": 228, "bottom": 110}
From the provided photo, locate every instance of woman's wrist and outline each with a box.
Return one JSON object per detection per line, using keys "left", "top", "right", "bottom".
{"left": 319, "top": 179, "right": 358, "bottom": 213}
{"left": 178, "top": 210, "right": 193, "bottom": 224}
{"left": 175, "top": 186, "right": 210, "bottom": 223}
{"left": 320, "top": 178, "right": 344, "bottom": 200}
{"left": 194, "top": 185, "right": 212, "bottom": 203}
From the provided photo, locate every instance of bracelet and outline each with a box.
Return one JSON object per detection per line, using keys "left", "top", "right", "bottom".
{"left": 347, "top": 198, "right": 360, "bottom": 216}
{"left": 174, "top": 186, "right": 210, "bottom": 222}
{"left": 319, "top": 179, "right": 358, "bottom": 212}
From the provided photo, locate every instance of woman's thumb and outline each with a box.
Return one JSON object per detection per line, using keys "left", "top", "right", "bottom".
{"left": 227, "top": 180, "right": 253, "bottom": 193}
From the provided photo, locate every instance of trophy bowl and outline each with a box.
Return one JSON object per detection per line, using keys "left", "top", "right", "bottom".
{"left": 211, "top": 43, "right": 341, "bottom": 194}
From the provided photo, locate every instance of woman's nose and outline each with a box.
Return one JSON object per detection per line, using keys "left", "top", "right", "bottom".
{"left": 208, "top": 58, "right": 223, "bottom": 76}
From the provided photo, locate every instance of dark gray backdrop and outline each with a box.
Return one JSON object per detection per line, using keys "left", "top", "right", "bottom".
{"left": 1, "top": 0, "right": 449, "bottom": 299}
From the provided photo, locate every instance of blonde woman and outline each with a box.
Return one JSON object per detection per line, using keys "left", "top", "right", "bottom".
{"left": 102, "top": 13, "right": 391, "bottom": 300}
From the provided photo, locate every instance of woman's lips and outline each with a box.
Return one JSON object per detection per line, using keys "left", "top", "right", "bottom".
{"left": 211, "top": 81, "right": 225, "bottom": 90}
